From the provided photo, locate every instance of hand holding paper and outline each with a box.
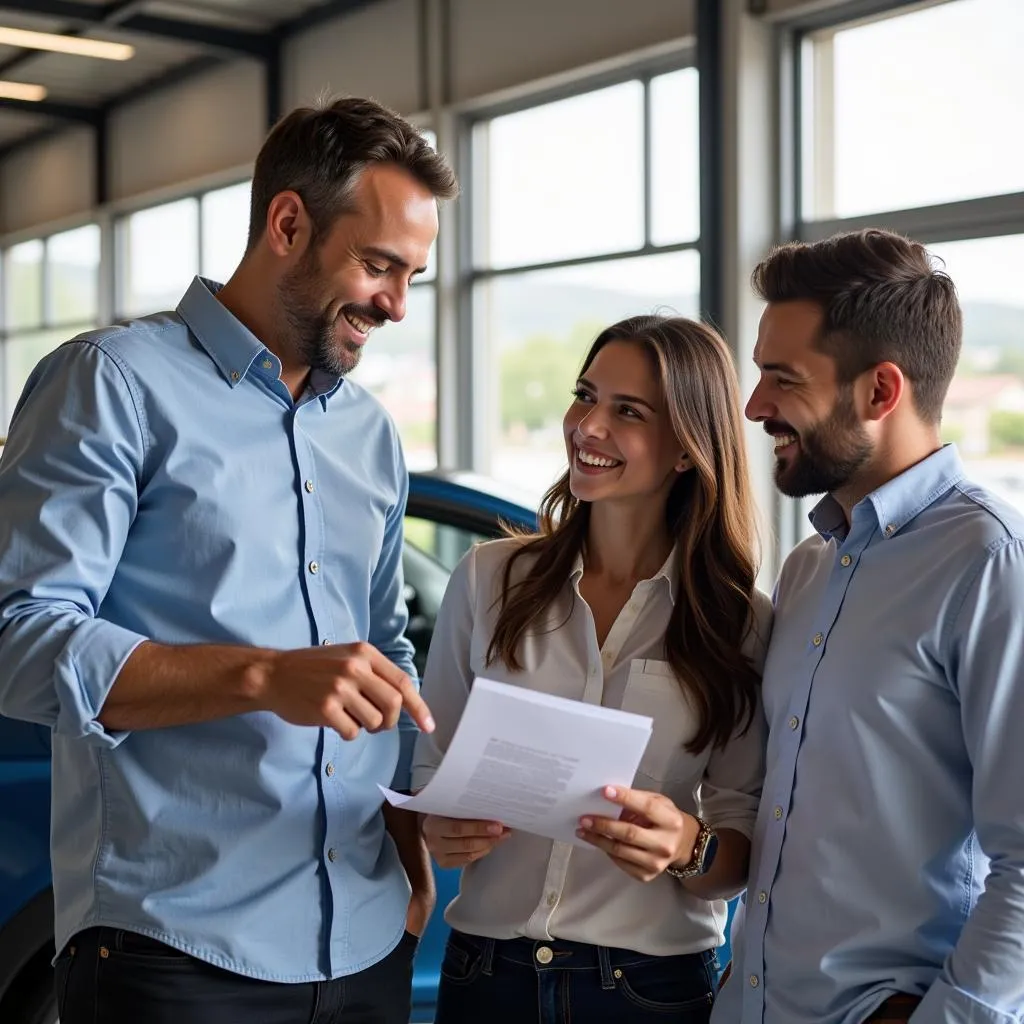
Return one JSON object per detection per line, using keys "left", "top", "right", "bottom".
{"left": 382, "top": 677, "right": 653, "bottom": 847}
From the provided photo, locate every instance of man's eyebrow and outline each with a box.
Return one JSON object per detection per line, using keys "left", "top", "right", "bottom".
{"left": 363, "top": 246, "right": 428, "bottom": 276}
{"left": 577, "top": 376, "right": 658, "bottom": 412}
{"left": 756, "top": 360, "right": 804, "bottom": 377}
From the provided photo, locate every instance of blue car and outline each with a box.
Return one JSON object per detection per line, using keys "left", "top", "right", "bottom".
{"left": 0, "top": 469, "right": 734, "bottom": 1023}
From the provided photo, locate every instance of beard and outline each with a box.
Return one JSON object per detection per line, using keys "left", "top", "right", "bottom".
{"left": 772, "top": 388, "right": 872, "bottom": 498}
{"left": 277, "top": 247, "right": 384, "bottom": 378}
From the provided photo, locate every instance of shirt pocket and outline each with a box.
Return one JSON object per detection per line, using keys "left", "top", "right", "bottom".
{"left": 621, "top": 659, "right": 699, "bottom": 785}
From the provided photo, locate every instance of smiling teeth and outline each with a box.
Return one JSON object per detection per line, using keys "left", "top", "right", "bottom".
{"left": 773, "top": 433, "right": 798, "bottom": 451}
{"left": 578, "top": 449, "right": 620, "bottom": 468}
{"left": 345, "top": 312, "right": 376, "bottom": 334}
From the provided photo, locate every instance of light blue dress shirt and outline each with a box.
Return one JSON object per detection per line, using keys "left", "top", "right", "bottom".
{"left": 0, "top": 277, "right": 418, "bottom": 982}
{"left": 713, "top": 446, "right": 1024, "bottom": 1024}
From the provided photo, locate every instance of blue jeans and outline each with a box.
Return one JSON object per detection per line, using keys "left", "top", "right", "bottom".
{"left": 435, "top": 930, "right": 717, "bottom": 1024}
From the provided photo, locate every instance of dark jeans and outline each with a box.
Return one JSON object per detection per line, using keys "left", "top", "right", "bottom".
{"left": 435, "top": 929, "right": 717, "bottom": 1024}
{"left": 55, "top": 925, "right": 418, "bottom": 1024}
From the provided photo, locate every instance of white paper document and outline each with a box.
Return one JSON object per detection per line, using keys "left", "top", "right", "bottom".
{"left": 381, "top": 677, "right": 653, "bottom": 846}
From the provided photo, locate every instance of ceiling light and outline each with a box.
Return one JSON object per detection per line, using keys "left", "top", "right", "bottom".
{"left": 0, "top": 26, "right": 134, "bottom": 61}
{"left": 0, "top": 80, "right": 47, "bottom": 101}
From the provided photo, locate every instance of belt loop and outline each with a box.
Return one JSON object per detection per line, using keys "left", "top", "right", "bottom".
{"left": 481, "top": 937, "right": 496, "bottom": 977}
{"left": 597, "top": 945, "right": 616, "bottom": 990}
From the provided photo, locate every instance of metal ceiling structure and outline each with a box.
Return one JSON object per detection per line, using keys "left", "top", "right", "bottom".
{"left": 0, "top": 0, "right": 384, "bottom": 197}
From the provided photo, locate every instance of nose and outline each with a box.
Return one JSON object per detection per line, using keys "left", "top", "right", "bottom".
{"left": 375, "top": 279, "right": 409, "bottom": 324}
{"left": 577, "top": 404, "right": 610, "bottom": 437}
{"left": 744, "top": 379, "right": 773, "bottom": 423}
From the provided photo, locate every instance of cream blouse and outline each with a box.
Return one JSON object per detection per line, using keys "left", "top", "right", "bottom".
{"left": 412, "top": 537, "right": 772, "bottom": 956}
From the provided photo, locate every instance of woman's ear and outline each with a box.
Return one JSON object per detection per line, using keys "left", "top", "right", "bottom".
{"left": 675, "top": 453, "right": 694, "bottom": 473}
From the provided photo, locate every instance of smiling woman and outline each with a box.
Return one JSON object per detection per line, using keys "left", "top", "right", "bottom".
{"left": 413, "top": 313, "right": 771, "bottom": 1024}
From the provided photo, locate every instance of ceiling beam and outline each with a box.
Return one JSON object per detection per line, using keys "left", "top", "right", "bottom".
{"left": 0, "top": 95, "right": 99, "bottom": 123}
{"left": 0, "top": 0, "right": 272, "bottom": 57}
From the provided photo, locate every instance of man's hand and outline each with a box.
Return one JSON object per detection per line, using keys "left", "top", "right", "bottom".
{"left": 421, "top": 815, "right": 510, "bottom": 868}
{"left": 257, "top": 642, "right": 434, "bottom": 740}
{"left": 575, "top": 786, "right": 700, "bottom": 883}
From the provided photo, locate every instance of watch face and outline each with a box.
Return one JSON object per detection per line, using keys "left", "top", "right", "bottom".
{"left": 700, "top": 831, "right": 720, "bottom": 875}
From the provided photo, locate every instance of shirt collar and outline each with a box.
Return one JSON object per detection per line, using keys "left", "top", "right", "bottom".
{"left": 570, "top": 544, "right": 679, "bottom": 603}
{"left": 176, "top": 276, "right": 343, "bottom": 403}
{"left": 808, "top": 444, "right": 966, "bottom": 542}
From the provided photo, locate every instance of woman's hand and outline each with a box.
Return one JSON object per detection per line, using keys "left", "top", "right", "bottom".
{"left": 576, "top": 786, "right": 700, "bottom": 882}
{"left": 421, "top": 814, "right": 511, "bottom": 868}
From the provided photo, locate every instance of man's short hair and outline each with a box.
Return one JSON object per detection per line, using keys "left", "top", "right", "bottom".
{"left": 247, "top": 96, "right": 459, "bottom": 251}
{"left": 752, "top": 229, "right": 962, "bottom": 423}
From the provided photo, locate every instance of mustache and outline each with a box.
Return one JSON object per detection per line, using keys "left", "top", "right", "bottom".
{"left": 764, "top": 419, "right": 796, "bottom": 435}
{"left": 340, "top": 303, "right": 388, "bottom": 328}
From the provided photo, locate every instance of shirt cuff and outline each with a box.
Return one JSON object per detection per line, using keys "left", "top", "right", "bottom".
{"left": 55, "top": 618, "right": 148, "bottom": 748}
{"left": 912, "top": 976, "right": 1020, "bottom": 1024}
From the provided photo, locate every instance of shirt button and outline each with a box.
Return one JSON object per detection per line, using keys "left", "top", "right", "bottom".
{"left": 788, "top": 716, "right": 800, "bottom": 730}
{"left": 309, "top": 561, "right": 319, "bottom": 574}
{"left": 884, "top": 524, "right": 895, "bottom": 536}
{"left": 304, "top": 480, "right": 315, "bottom": 493}
{"left": 321, "top": 639, "right": 331, "bottom": 646}
{"left": 840, "top": 554, "right": 852, "bottom": 567}
{"left": 262, "top": 358, "right": 273, "bottom": 369}
{"left": 774, "top": 806, "right": 783, "bottom": 820}
{"left": 546, "top": 893, "right": 557, "bottom": 907}
{"left": 749, "top": 974, "right": 759, "bottom": 988}
{"left": 758, "top": 890, "right": 768, "bottom": 904}
{"left": 813, "top": 632, "right": 823, "bottom": 646}
{"left": 325, "top": 763, "right": 335, "bottom": 777}
{"left": 327, "top": 848, "right": 337, "bottom": 862}
{"left": 230, "top": 370, "right": 240, "bottom": 382}
{"left": 535, "top": 946, "right": 553, "bottom": 964}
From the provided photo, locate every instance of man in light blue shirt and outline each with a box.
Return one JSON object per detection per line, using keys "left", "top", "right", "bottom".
{"left": 713, "top": 229, "right": 1024, "bottom": 1024}
{"left": 0, "top": 97, "right": 458, "bottom": 1023}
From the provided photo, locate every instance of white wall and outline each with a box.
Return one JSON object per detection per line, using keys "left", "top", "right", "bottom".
{"left": 447, "top": 0, "right": 695, "bottom": 102}
{"left": 0, "top": 127, "right": 95, "bottom": 232}
{"left": 107, "top": 60, "right": 266, "bottom": 202}
{"left": 283, "top": 0, "right": 423, "bottom": 113}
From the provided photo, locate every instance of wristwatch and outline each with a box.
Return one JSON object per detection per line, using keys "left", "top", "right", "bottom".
{"left": 665, "top": 817, "right": 719, "bottom": 880}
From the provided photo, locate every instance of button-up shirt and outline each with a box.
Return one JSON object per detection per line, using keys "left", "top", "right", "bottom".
{"left": 412, "top": 538, "right": 772, "bottom": 955}
{"left": 0, "top": 277, "right": 417, "bottom": 982}
{"left": 713, "top": 446, "right": 1024, "bottom": 1023}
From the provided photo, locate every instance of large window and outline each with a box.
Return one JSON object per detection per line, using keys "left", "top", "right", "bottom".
{"left": 0, "top": 225, "right": 101, "bottom": 432}
{"left": 800, "top": 0, "right": 1024, "bottom": 220}
{"left": 794, "top": 0, "right": 1024, "bottom": 533}
{"left": 116, "top": 181, "right": 251, "bottom": 317}
{"left": 471, "top": 66, "right": 701, "bottom": 498}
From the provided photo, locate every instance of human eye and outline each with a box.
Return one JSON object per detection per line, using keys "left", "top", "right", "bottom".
{"left": 570, "top": 387, "right": 594, "bottom": 403}
{"left": 619, "top": 404, "right": 643, "bottom": 419}
{"left": 364, "top": 261, "right": 388, "bottom": 278}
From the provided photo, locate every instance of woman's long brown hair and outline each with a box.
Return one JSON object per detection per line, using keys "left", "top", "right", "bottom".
{"left": 487, "top": 315, "right": 762, "bottom": 753}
